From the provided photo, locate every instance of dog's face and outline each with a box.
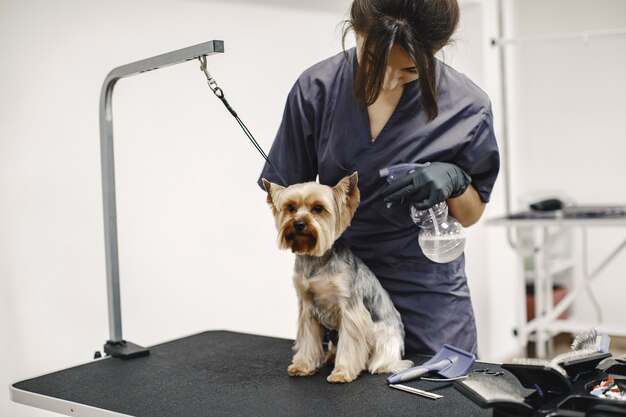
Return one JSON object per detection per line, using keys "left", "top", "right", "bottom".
{"left": 263, "top": 173, "right": 360, "bottom": 257}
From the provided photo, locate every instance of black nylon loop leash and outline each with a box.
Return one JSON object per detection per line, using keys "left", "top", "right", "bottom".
{"left": 198, "top": 56, "right": 287, "bottom": 186}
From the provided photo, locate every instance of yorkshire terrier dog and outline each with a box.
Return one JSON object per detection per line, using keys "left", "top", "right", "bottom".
{"left": 262, "top": 173, "right": 412, "bottom": 383}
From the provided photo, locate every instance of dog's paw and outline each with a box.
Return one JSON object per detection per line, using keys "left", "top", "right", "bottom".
{"left": 393, "top": 359, "right": 414, "bottom": 373}
{"left": 288, "top": 363, "right": 318, "bottom": 377}
{"left": 327, "top": 369, "right": 358, "bottom": 383}
{"left": 370, "top": 359, "right": 414, "bottom": 375}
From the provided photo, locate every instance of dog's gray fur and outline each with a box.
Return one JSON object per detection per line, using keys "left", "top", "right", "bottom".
{"left": 295, "top": 240, "right": 405, "bottom": 332}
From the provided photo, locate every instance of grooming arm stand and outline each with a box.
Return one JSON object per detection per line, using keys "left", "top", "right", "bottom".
{"left": 99, "top": 40, "right": 224, "bottom": 358}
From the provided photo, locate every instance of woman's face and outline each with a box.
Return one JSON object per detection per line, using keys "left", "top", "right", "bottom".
{"left": 356, "top": 34, "right": 419, "bottom": 92}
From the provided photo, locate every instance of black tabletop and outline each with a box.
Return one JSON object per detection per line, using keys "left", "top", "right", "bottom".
{"left": 13, "top": 330, "right": 498, "bottom": 417}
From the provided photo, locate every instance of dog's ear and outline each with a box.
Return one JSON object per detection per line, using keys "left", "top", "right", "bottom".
{"left": 332, "top": 172, "right": 360, "bottom": 234}
{"left": 262, "top": 178, "right": 285, "bottom": 212}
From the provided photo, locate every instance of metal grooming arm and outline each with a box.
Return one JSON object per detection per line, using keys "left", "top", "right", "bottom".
{"left": 99, "top": 40, "right": 224, "bottom": 358}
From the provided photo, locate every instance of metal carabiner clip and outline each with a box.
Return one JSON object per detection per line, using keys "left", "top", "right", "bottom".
{"left": 198, "top": 55, "right": 223, "bottom": 98}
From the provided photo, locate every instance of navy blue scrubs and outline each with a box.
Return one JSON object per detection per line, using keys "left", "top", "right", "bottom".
{"left": 259, "top": 48, "right": 500, "bottom": 356}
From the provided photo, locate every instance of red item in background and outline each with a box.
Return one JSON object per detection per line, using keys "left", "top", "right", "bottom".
{"left": 526, "top": 285, "right": 569, "bottom": 321}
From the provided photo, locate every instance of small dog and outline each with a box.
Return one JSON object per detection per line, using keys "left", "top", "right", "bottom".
{"left": 262, "top": 173, "right": 412, "bottom": 383}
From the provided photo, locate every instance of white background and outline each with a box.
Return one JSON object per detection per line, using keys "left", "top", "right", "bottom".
{"left": 1, "top": 0, "right": 625, "bottom": 415}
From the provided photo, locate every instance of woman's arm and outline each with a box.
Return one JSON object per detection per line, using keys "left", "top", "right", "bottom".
{"left": 447, "top": 184, "right": 486, "bottom": 227}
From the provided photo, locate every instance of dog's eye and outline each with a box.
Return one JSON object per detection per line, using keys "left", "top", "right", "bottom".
{"left": 313, "top": 205, "right": 324, "bottom": 213}
{"left": 287, "top": 204, "right": 296, "bottom": 212}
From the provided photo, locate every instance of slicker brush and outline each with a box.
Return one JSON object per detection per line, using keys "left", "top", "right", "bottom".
{"left": 511, "top": 329, "right": 602, "bottom": 377}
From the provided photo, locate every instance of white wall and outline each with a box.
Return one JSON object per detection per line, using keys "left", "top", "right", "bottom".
{"left": 3, "top": 0, "right": 623, "bottom": 416}
{"left": 504, "top": 0, "right": 626, "bottom": 328}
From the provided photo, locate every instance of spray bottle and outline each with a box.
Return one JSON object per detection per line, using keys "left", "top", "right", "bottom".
{"left": 379, "top": 163, "right": 466, "bottom": 263}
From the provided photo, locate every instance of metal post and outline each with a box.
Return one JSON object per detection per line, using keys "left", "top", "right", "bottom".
{"left": 99, "top": 40, "right": 224, "bottom": 358}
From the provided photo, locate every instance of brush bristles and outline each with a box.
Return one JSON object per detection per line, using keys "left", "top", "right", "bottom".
{"left": 570, "top": 328, "right": 598, "bottom": 351}
{"left": 552, "top": 347, "right": 600, "bottom": 367}
{"left": 510, "top": 329, "right": 601, "bottom": 378}
{"left": 511, "top": 357, "right": 568, "bottom": 376}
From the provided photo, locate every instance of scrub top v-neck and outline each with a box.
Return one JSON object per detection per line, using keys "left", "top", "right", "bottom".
{"left": 259, "top": 48, "right": 500, "bottom": 356}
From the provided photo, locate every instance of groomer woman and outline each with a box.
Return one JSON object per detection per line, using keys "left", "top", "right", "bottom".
{"left": 259, "top": 0, "right": 499, "bottom": 355}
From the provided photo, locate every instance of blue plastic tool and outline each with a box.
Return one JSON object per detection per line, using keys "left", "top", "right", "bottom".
{"left": 387, "top": 344, "right": 476, "bottom": 384}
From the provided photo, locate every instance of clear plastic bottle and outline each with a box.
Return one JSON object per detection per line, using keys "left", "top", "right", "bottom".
{"left": 410, "top": 202, "right": 466, "bottom": 263}
{"left": 380, "top": 163, "right": 466, "bottom": 263}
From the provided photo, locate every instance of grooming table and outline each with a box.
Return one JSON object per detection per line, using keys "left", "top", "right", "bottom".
{"left": 9, "top": 41, "right": 500, "bottom": 416}
{"left": 11, "top": 330, "right": 498, "bottom": 417}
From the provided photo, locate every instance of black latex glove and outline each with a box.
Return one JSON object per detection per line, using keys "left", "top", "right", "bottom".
{"left": 383, "top": 162, "right": 472, "bottom": 210}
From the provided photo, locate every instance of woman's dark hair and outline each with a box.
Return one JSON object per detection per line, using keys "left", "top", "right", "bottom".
{"left": 342, "top": 0, "right": 459, "bottom": 121}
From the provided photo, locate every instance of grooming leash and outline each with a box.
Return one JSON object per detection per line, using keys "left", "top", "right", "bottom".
{"left": 198, "top": 55, "right": 287, "bottom": 186}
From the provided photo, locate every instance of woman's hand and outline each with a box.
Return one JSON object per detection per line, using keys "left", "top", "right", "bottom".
{"left": 382, "top": 162, "right": 471, "bottom": 210}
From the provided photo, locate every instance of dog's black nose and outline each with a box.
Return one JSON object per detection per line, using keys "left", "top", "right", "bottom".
{"left": 293, "top": 220, "right": 307, "bottom": 232}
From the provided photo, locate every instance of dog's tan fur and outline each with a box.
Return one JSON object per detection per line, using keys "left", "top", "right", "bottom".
{"left": 263, "top": 173, "right": 412, "bottom": 383}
